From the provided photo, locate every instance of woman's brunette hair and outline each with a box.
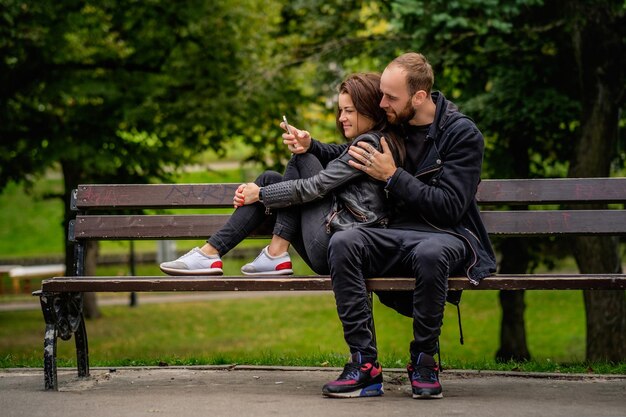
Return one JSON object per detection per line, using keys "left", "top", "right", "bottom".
{"left": 336, "top": 73, "right": 405, "bottom": 166}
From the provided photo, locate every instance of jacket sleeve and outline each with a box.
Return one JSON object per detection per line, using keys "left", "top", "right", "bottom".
{"left": 307, "top": 138, "right": 350, "bottom": 166}
{"left": 386, "top": 119, "right": 483, "bottom": 226}
{"left": 262, "top": 133, "right": 381, "bottom": 208}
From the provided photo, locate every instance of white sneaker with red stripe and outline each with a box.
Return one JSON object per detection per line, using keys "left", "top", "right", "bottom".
{"left": 159, "top": 247, "right": 223, "bottom": 276}
{"left": 241, "top": 246, "right": 293, "bottom": 276}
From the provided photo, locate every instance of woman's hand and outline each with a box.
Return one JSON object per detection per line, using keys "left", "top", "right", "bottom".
{"left": 281, "top": 122, "right": 311, "bottom": 154}
{"left": 233, "top": 183, "right": 261, "bottom": 208}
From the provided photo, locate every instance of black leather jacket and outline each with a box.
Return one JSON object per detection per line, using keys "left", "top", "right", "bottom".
{"left": 260, "top": 132, "right": 391, "bottom": 232}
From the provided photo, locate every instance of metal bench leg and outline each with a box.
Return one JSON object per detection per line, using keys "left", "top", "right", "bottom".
{"left": 43, "top": 323, "right": 58, "bottom": 390}
{"left": 40, "top": 294, "right": 59, "bottom": 390}
{"left": 74, "top": 313, "right": 89, "bottom": 377}
{"left": 39, "top": 292, "right": 90, "bottom": 390}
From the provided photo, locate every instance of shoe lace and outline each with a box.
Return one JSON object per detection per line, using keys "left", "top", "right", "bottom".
{"left": 337, "top": 362, "right": 361, "bottom": 381}
{"left": 179, "top": 248, "right": 198, "bottom": 259}
{"left": 412, "top": 362, "right": 438, "bottom": 382}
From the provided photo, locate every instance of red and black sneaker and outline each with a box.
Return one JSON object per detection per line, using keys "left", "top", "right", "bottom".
{"left": 407, "top": 352, "right": 443, "bottom": 399}
{"left": 322, "top": 355, "right": 384, "bottom": 398}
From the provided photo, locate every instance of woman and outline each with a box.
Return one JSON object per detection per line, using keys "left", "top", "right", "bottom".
{"left": 160, "top": 73, "right": 404, "bottom": 276}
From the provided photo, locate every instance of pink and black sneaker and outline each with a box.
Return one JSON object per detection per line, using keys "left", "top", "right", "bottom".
{"left": 407, "top": 352, "right": 443, "bottom": 399}
{"left": 322, "top": 353, "right": 384, "bottom": 398}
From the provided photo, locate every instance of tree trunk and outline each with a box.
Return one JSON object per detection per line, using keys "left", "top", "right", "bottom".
{"left": 566, "top": 0, "right": 626, "bottom": 362}
{"left": 575, "top": 236, "right": 625, "bottom": 361}
{"left": 496, "top": 238, "right": 531, "bottom": 362}
{"left": 83, "top": 240, "right": 102, "bottom": 319}
{"left": 496, "top": 121, "right": 532, "bottom": 362}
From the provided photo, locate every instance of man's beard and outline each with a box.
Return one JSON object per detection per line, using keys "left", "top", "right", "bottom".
{"left": 388, "top": 100, "right": 415, "bottom": 125}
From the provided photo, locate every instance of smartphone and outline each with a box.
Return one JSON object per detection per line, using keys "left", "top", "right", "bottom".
{"left": 282, "top": 115, "right": 298, "bottom": 151}
{"left": 282, "top": 115, "right": 293, "bottom": 135}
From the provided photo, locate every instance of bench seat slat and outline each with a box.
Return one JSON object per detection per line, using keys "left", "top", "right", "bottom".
{"left": 74, "top": 178, "right": 626, "bottom": 209}
{"left": 40, "top": 274, "right": 626, "bottom": 292}
{"left": 72, "top": 210, "right": 626, "bottom": 240}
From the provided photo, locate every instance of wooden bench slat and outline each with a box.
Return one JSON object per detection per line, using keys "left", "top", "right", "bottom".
{"left": 476, "top": 178, "right": 626, "bottom": 204}
{"left": 40, "top": 274, "right": 626, "bottom": 292}
{"left": 75, "top": 184, "right": 240, "bottom": 209}
{"left": 71, "top": 210, "right": 626, "bottom": 240}
{"left": 74, "top": 178, "right": 626, "bottom": 209}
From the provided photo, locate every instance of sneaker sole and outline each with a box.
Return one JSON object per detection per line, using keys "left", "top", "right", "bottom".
{"left": 412, "top": 391, "right": 443, "bottom": 399}
{"left": 322, "top": 383, "right": 384, "bottom": 398}
{"left": 159, "top": 267, "right": 224, "bottom": 276}
{"left": 241, "top": 269, "right": 293, "bottom": 276}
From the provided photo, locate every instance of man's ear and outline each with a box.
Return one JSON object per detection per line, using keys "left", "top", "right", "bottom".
{"left": 411, "top": 90, "right": 428, "bottom": 107}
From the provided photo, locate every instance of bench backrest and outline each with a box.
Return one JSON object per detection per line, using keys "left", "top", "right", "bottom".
{"left": 70, "top": 178, "right": 626, "bottom": 241}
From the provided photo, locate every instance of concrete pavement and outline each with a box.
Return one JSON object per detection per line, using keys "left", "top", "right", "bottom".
{"left": 1, "top": 366, "right": 624, "bottom": 417}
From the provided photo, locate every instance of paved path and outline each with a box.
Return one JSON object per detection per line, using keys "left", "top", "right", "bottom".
{"left": 1, "top": 366, "right": 624, "bottom": 417}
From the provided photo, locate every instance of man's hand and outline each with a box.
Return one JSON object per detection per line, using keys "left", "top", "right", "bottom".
{"left": 281, "top": 122, "right": 311, "bottom": 154}
{"left": 233, "top": 183, "right": 260, "bottom": 208}
{"left": 347, "top": 137, "right": 397, "bottom": 181}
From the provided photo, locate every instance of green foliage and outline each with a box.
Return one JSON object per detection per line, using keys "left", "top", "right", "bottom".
{"left": 389, "top": 0, "right": 626, "bottom": 179}
{"left": 0, "top": 0, "right": 299, "bottom": 188}
{"left": 0, "top": 0, "right": 411, "bottom": 190}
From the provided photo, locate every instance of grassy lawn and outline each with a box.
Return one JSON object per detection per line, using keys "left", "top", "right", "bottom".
{"left": 1, "top": 288, "right": 624, "bottom": 374}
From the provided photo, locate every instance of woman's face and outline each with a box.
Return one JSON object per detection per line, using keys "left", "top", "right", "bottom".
{"left": 338, "top": 92, "right": 375, "bottom": 139}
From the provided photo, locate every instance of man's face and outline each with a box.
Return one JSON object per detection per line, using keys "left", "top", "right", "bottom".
{"left": 380, "top": 65, "right": 415, "bottom": 125}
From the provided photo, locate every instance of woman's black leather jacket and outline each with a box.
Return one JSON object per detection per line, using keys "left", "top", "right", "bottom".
{"left": 260, "top": 131, "right": 391, "bottom": 232}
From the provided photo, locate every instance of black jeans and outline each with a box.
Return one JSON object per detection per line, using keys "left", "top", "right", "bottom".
{"left": 207, "top": 153, "right": 333, "bottom": 274}
{"left": 327, "top": 227, "right": 467, "bottom": 362}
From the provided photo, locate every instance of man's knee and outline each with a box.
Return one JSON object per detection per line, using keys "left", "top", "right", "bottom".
{"left": 328, "top": 230, "right": 365, "bottom": 260}
{"left": 413, "top": 236, "right": 464, "bottom": 264}
{"left": 409, "top": 238, "right": 461, "bottom": 282}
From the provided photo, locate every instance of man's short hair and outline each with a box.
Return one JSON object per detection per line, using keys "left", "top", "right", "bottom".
{"left": 389, "top": 52, "right": 434, "bottom": 96}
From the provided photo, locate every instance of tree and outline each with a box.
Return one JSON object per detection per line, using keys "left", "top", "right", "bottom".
{"left": 563, "top": 1, "right": 626, "bottom": 361}
{"left": 1, "top": 0, "right": 400, "bottom": 317}
{"left": 0, "top": 0, "right": 301, "bottom": 314}
{"left": 390, "top": 0, "right": 626, "bottom": 361}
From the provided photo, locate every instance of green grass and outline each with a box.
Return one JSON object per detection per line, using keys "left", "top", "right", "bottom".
{"left": 0, "top": 167, "right": 264, "bottom": 259}
{"left": 1, "top": 290, "right": 624, "bottom": 374}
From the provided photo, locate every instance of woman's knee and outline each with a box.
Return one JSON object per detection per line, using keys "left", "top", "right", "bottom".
{"left": 292, "top": 153, "right": 323, "bottom": 179}
{"left": 255, "top": 170, "right": 282, "bottom": 186}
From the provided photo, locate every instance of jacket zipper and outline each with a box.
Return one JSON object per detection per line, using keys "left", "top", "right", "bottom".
{"left": 346, "top": 205, "right": 368, "bottom": 222}
{"left": 326, "top": 210, "right": 340, "bottom": 234}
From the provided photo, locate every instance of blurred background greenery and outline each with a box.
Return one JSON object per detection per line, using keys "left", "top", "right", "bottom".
{"left": 1, "top": 0, "right": 625, "bottom": 369}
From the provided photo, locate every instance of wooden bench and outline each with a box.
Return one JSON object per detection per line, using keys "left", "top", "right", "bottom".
{"left": 35, "top": 178, "right": 626, "bottom": 390}
{"left": 6, "top": 264, "right": 66, "bottom": 295}
{"left": 0, "top": 265, "right": 20, "bottom": 295}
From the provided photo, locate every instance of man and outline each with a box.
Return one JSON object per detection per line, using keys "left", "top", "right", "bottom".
{"left": 284, "top": 52, "right": 495, "bottom": 399}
